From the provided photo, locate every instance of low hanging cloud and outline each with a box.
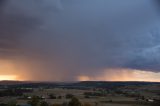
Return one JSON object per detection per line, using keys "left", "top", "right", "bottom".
{"left": 0, "top": 0, "right": 160, "bottom": 81}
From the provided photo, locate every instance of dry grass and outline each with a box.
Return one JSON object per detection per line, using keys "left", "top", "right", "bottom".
{"left": 18, "top": 88, "right": 153, "bottom": 106}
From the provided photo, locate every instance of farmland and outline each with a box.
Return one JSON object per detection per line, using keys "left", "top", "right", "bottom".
{"left": 0, "top": 81, "right": 160, "bottom": 106}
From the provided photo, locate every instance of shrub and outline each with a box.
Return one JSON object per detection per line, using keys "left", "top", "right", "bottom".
{"left": 49, "top": 94, "right": 57, "bottom": 99}
{"left": 7, "top": 100, "right": 17, "bottom": 106}
{"left": 57, "top": 96, "right": 62, "bottom": 99}
{"left": 84, "top": 95, "right": 90, "bottom": 98}
{"left": 62, "top": 102, "right": 68, "bottom": 106}
{"left": 68, "top": 97, "right": 81, "bottom": 106}
{"left": 40, "top": 101, "right": 49, "bottom": 106}
{"left": 52, "top": 104, "right": 61, "bottom": 106}
{"left": 27, "top": 96, "right": 40, "bottom": 106}
{"left": 66, "top": 94, "right": 74, "bottom": 99}
{"left": 83, "top": 103, "right": 92, "bottom": 106}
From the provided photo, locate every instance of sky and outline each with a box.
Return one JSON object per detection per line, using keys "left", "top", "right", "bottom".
{"left": 0, "top": 0, "right": 160, "bottom": 81}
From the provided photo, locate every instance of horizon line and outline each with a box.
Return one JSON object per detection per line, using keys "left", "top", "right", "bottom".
{"left": 0, "top": 80, "right": 160, "bottom": 83}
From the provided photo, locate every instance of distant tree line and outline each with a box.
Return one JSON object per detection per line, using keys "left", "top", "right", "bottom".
{"left": 0, "top": 88, "right": 33, "bottom": 97}
{"left": 26, "top": 95, "right": 91, "bottom": 106}
{"left": 84, "top": 92, "right": 105, "bottom": 97}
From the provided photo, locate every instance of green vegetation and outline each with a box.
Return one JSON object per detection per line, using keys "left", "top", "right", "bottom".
{"left": 49, "top": 94, "right": 56, "bottom": 99}
{"left": 40, "top": 101, "right": 49, "bottom": 106}
{"left": 0, "top": 82, "right": 160, "bottom": 106}
{"left": 68, "top": 97, "right": 81, "bottom": 106}
{"left": 7, "top": 100, "right": 17, "bottom": 106}
{"left": 27, "top": 96, "right": 40, "bottom": 106}
{"left": 65, "top": 94, "right": 74, "bottom": 99}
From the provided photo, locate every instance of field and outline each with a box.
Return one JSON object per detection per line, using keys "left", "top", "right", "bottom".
{"left": 18, "top": 88, "right": 156, "bottom": 106}
{"left": 0, "top": 81, "right": 160, "bottom": 106}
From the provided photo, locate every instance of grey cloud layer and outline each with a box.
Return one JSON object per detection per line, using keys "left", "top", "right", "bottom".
{"left": 0, "top": 0, "right": 160, "bottom": 80}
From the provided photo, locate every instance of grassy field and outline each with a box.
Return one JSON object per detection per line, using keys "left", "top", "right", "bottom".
{"left": 15, "top": 88, "right": 156, "bottom": 106}
{"left": 0, "top": 82, "right": 160, "bottom": 106}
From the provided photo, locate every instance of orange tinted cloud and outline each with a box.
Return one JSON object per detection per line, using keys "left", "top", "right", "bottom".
{"left": 77, "top": 68, "right": 160, "bottom": 82}
{"left": 0, "top": 75, "right": 18, "bottom": 81}
{"left": 0, "top": 59, "right": 160, "bottom": 82}
{"left": 0, "top": 59, "right": 24, "bottom": 81}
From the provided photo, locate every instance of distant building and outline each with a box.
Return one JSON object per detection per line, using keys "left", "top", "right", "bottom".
{"left": 27, "top": 96, "right": 32, "bottom": 99}
{"left": 147, "top": 99, "right": 154, "bottom": 102}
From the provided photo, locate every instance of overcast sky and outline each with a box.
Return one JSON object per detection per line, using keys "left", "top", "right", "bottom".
{"left": 0, "top": 0, "right": 160, "bottom": 81}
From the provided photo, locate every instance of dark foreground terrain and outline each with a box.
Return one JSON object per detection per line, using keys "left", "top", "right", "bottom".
{"left": 0, "top": 81, "right": 160, "bottom": 106}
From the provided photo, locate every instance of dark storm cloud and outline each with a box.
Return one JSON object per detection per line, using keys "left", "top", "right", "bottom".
{"left": 0, "top": 0, "right": 6, "bottom": 6}
{"left": 0, "top": 0, "right": 41, "bottom": 57}
{"left": 126, "top": 44, "right": 160, "bottom": 71}
{"left": 0, "top": 0, "right": 160, "bottom": 80}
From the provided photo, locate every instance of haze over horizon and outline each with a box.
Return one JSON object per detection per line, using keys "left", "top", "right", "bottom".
{"left": 0, "top": 0, "right": 160, "bottom": 82}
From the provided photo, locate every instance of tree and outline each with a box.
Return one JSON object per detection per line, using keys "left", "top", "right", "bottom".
{"left": 40, "top": 101, "right": 49, "bottom": 106}
{"left": 57, "top": 95, "right": 62, "bottom": 99}
{"left": 27, "top": 96, "right": 40, "bottom": 106}
{"left": 52, "top": 104, "right": 61, "bottom": 106}
{"left": 83, "top": 103, "right": 92, "bottom": 106}
{"left": 84, "top": 95, "right": 90, "bottom": 98}
{"left": 7, "top": 100, "right": 17, "bottom": 106}
{"left": 62, "top": 102, "right": 68, "bottom": 106}
{"left": 68, "top": 97, "right": 81, "bottom": 106}
{"left": 49, "top": 94, "right": 56, "bottom": 99}
{"left": 66, "top": 94, "right": 74, "bottom": 99}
